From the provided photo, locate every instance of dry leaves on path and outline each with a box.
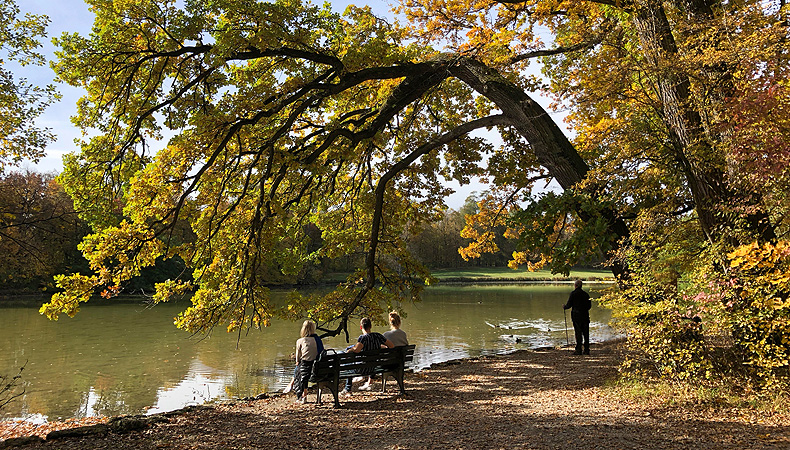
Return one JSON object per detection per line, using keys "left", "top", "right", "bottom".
{"left": 3, "top": 344, "right": 789, "bottom": 449}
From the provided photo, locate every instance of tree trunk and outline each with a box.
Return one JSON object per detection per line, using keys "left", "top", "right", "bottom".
{"left": 632, "top": 1, "right": 729, "bottom": 241}
{"left": 632, "top": 0, "right": 776, "bottom": 243}
{"left": 450, "top": 57, "right": 632, "bottom": 281}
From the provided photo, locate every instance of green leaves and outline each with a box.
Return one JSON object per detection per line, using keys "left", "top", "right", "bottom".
{"left": 44, "top": 0, "right": 472, "bottom": 335}
{"left": 0, "top": 0, "right": 58, "bottom": 172}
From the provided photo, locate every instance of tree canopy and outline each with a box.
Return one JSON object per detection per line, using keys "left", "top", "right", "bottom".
{"left": 41, "top": 0, "right": 790, "bottom": 384}
{"left": 0, "top": 0, "right": 58, "bottom": 173}
{"left": 0, "top": 170, "right": 88, "bottom": 291}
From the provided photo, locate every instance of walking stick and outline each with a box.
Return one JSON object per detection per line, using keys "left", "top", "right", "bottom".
{"left": 563, "top": 308, "right": 569, "bottom": 347}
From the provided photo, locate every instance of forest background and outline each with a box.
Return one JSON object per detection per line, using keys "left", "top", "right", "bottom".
{"left": 0, "top": 169, "right": 519, "bottom": 295}
{"left": 1, "top": 0, "right": 790, "bottom": 409}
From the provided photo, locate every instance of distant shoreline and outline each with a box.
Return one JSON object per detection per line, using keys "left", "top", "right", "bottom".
{"left": 431, "top": 277, "right": 615, "bottom": 284}
{"left": 0, "top": 277, "right": 616, "bottom": 308}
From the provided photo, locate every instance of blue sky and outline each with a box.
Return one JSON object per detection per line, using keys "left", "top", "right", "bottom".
{"left": 15, "top": 0, "right": 561, "bottom": 209}
{"left": 20, "top": 0, "right": 397, "bottom": 173}
{"left": 16, "top": 0, "right": 95, "bottom": 174}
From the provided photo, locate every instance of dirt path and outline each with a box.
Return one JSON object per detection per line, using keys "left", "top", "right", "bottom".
{"left": 3, "top": 343, "right": 789, "bottom": 449}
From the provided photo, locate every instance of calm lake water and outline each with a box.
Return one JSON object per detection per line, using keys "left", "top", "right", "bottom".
{"left": 1, "top": 283, "right": 613, "bottom": 422}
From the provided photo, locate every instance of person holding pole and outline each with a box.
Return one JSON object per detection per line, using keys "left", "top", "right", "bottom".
{"left": 563, "top": 279, "right": 592, "bottom": 355}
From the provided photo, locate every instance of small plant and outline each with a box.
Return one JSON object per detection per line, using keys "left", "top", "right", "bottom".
{"left": 0, "top": 362, "right": 26, "bottom": 412}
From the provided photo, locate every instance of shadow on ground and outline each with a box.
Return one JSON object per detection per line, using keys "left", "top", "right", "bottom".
{"left": 13, "top": 345, "right": 790, "bottom": 450}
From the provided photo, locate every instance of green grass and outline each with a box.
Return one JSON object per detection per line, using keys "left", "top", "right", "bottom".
{"left": 322, "top": 267, "right": 614, "bottom": 284}
{"left": 612, "top": 377, "right": 789, "bottom": 413}
{"left": 430, "top": 267, "right": 614, "bottom": 281}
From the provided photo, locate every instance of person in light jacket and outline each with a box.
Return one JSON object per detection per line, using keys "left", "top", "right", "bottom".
{"left": 383, "top": 311, "right": 408, "bottom": 347}
{"left": 293, "top": 319, "right": 323, "bottom": 402}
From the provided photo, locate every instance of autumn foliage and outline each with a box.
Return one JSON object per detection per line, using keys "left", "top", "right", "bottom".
{"left": 22, "top": 0, "right": 790, "bottom": 390}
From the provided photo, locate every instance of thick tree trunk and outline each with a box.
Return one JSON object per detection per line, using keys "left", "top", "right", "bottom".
{"left": 632, "top": 1, "right": 729, "bottom": 241}
{"left": 632, "top": 0, "right": 776, "bottom": 243}
{"left": 449, "top": 57, "right": 632, "bottom": 281}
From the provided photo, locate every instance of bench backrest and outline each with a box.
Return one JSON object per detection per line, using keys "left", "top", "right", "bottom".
{"left": 313, "top": 345, "right": 415, "bottom": 376}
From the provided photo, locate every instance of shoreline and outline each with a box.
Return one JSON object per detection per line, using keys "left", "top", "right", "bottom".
{"left": 0, "top": 278, "right": 616, "bottom": 308}
{"left": 3, "top": 341, "right": 789, "bottom": 449}
{"left": 0, "top": 339, "right": 606, "bottom": 425}
{"left": 3, "top": 343, "right": 615, "bottom": 446}
{"left": 2, "top": 341, "right": 609, "bottom": 442}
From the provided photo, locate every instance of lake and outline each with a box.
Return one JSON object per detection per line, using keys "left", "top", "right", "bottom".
{"left": 1, "top": 283, "right": 614, "bottom": 422}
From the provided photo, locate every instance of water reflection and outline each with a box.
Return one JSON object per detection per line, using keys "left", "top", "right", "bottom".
{"left": 0, "top": 283, "right": 613, "bottom": 421}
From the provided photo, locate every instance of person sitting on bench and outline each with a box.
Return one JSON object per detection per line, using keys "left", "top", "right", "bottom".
{"left": 342, "top": 317, "right": 394, "bottom": 394}
{"left": 383, "top": 311, "right": 408, "bottom": 347}
{"left": 293, "top": 319, "right": 323, "bottom": 402}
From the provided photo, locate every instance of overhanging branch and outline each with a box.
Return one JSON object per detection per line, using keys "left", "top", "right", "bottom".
{"left": 320, "top": 114, "right": 510, "bottom": 338}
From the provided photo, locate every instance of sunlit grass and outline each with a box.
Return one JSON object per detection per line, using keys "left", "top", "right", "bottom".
{"left": 323, "top": 267, "right": 615, "bottom": 284}
{"left": 431, "top": 267, "right": 614, "bottom": 281}
{"left": 611, "top": 377, "right": 790, "bottom": 413}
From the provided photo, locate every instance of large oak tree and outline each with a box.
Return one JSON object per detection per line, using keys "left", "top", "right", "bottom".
{"left": 44, "top": 0, "right": 790, "bottom": 381}
{"left": 44, "top": 0, "right": 612, "bottom": 337}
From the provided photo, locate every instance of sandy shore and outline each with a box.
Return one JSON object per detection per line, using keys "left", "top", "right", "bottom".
{"left": 2, "top": 342, "right": 789, "bottom": 449}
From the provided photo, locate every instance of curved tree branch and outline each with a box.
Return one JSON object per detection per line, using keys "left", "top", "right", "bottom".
{"left": 450, "top": 57, "right": 631, "bottom": 280}
{"left": 321, "top": 114, "right": 511, "bottom": 338}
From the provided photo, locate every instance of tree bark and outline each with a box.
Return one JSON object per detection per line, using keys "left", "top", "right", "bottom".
{"left": 632, "top": 0, "right": 726, "bottom": 241}
{"left": 449, "top": 57, "right": 632, "bottom": 280}
{"left": 631, "top": 0, "right": 776, "bottom": 243}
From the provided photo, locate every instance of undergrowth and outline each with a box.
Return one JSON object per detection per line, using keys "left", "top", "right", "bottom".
{"left": 610, "top": 369, "right": 790, "bottom": 413}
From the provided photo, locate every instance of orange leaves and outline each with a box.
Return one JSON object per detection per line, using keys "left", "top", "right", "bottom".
{"left": 100, "top": 285, "right": 121, "bottom": 299}
{"left": 458, "top": 191, "right": 517, "bottom": 262}
{"left": 729, "top": 241, "right": 790, "bottom": 273}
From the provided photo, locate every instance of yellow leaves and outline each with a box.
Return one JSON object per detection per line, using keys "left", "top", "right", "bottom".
{"left": 79, "top": 221, "right": 163, "bottom": 285}
{"left": 124, "top": 143, "right": 193, "bottom": 223}
{"left": 729, "top": 241, "right": 760, "bottom": 269}
{"left": 459, "top": 230, "right": 498, "bottom": 260}
{"left": 728, "top": 241, "right": 790, "bottom": 284}
{"left": 458, "top": 191, "right": 517, "bottom": 262}
{"left": 153, "top": 279, "right": 193, "bottom": 304}
{"left": 509, "top": 251, "right": 528, "bottom": 269}
{"left": 508, "top": 251, "right": 547, "bottom": 272}
{"left": 721, "top": 240, "right": 790, "bottom": 383}
{"left": 40, "top": 218, "right": 169, "bottom": 322}
{"left": 39, "top": 273, "right": 100, "bottom": 320}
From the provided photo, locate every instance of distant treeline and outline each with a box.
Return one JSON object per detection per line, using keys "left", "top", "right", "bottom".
{"left": 0, "top": 170, "right": 520, "bottom": 298}
{"left": 0, "top": 170, "right": 188, "bottom": 297}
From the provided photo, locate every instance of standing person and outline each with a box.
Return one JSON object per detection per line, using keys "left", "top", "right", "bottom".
{"left": 383, "top": 311, "right": 408, "bottom": 347}
{"left": 342, "top": 317, "right": 394, "bottom": 395}
{"left": 293, "top": 319, "right": 323, "bottom": 402}
{"left": 564, "top": 279, "right": 592, "bottom": 355}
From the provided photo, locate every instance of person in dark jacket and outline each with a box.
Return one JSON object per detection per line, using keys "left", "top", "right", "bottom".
{"left": 564, "top": 279, "right": 592, "bottom": 355}
{"left": 341, "top": 317, "right": 394, "bottom": 395}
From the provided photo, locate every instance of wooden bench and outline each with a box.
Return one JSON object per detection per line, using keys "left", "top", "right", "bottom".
{"left": 309, "top": 344, "right": 416, "bottom": 407}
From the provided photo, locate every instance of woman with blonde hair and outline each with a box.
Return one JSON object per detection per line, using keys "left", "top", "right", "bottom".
{"left": 293, "top": 319, "right": 323, "bottom": 402}
{"left": 383, "top": 311, "right": 408, "bottom": 347}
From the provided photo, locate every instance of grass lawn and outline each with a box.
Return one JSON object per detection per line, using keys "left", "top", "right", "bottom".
{"left": 430, "top": 267, "right": 614, "bottom": 281}
{"left": 322, "top": 267, "right": 614, "bottom": 284}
